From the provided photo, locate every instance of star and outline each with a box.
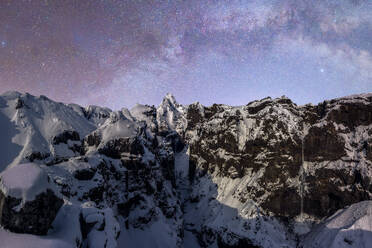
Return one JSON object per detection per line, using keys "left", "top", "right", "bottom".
{"left": 0, "top": 1, "right": 371, "bottom": 109}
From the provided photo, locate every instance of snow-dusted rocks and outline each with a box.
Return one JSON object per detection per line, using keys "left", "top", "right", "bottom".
{"left": 80, "top": 202, "right": 120, "bottom": 248}
{"left": 180, "top": 94, "right": 372, "bottom": 246}
{"left": 0, "top": 163, "right": 63, "bottom": 235}
{"left": 184, "top": 95, "right": 372, "bottom": 219}
{"left": 157, "top": 93, "right": 187, "bottom": 133}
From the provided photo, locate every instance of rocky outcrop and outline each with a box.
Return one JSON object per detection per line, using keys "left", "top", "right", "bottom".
{"left": 0, "top": 164, "right": 63, "bottom": 235}
{"left": 304, "top": 124, "right": 346, "bottom": 162}
{"left": 98, "top": 137, "right": 144, "bottom": 159}
{"left": 303, "top": 167, "right": 369, "bottom": 217}
{"left": 365, "top": 135, "right": 372, "bottom": 161}
{"left": 52, "top": 130, "right": 80, "bottom": 145}
{"left": 327, "top": 100, "right": 372, "bottom": 129}
{"left": 84, "top": 132, "right": 102, "bottom": 147}
{"left": 0, "top": 189, "right": 63, "bottom": 235}
{"left": 15, "top": 98, "right": 26, "bottom": 109}
{"left": 80, "top": 204, "right": 120, "bottom": 248}
{"left": 74, "top": 168, "right": 97, "bottom": 181}
{"left": 198, "top": 225, "right": 261, "bottom": 248}
{"left": 25, "top": 151, "right": 50, "bottom": 162}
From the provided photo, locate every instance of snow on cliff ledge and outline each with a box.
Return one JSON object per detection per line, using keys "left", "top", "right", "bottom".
{"left": 0, "top": 163, "right": 55, "bottom": 202}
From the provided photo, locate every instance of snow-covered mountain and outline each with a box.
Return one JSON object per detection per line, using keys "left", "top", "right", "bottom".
{"left": 1, "top": 91, "right": 372, "bottom": 248}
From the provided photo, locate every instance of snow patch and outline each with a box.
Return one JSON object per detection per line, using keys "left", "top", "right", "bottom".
{"left": 0, "top": 163, "right": 56, "bottom": 203}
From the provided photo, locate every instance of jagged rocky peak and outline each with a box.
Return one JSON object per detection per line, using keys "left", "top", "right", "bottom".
{"left": 162, "top": 92, "right": 179, "bottom": 107}
{"left": 83, "top": 105, "right": 112, "bottom": 125}
{"left": 157, "top": 93, "right": 186, "bottom": 133}
{"left": 158, "top": 93, "right": 184, "bottom": 114}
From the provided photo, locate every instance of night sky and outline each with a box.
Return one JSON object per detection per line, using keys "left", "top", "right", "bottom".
{"left": 0, "top": 0, "right": 371, "bottom": 110}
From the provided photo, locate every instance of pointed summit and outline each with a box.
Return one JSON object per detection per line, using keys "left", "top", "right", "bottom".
{"left": 157, "top": 93, "right": 186, "bottom": 131}
{"left": 165, "top": 92, "right": 175, "bottom": 99}
{"left": 161, "top": 93, "right": 178, "bottom": 107}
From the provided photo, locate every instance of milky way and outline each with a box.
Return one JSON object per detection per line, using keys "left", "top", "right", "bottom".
{"left": 0, "top": 0, "right": 371, "bottom": 109}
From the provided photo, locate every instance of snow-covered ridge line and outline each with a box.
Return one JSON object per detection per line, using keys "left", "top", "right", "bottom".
{"left": 3, "top": 90, "right": 371, "bottom": 111}
{"left": 1, "top": 90, "right": 372, "bottom": 248}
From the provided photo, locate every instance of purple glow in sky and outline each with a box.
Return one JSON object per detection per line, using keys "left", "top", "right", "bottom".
{"left": 0, "top": 0, "right": 371, "bottom": 109}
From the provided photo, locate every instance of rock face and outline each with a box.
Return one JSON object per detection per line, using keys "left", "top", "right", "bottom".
{"left": 184, "top": 95, "right": 372, "bottom": 222}
{"left": 304, "top": 124, "right": 346, "bottom": 162}
{"left": 98, "top": 137, "right": 144, "bottom": 159}
{"left": 0, "top": 189, "right": 63, "bottom": 235}
{"left": 1, "top": 91, "right": 372, "bottom": 247}
{"left": 0, "top": 164, "right": 63, "bottom": 235}
{"left": 52, "top": 130, "right": 80, "bottom": 145}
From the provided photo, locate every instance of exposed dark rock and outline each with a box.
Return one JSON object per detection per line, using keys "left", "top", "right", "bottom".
{"left": 83, "top": 107, "right": 109, "bottom": 120}
{"left": 159, "top": 153, "right": 176, "bottom": 186}
{"left": 247, "top": 98, "right": 272, "bottom": 114}
{"left": 143, "top": 106, "right": 157, "bottom": 118}
{"left": 98, "top": 137, "right": 144, "bottom": 159}
{"left": 117, "top": 195, "right": 145, "bottom": 217}
{"left": 15, "top": 98, "right": 26, "bottom": 109}
{"left": 26, "top": 151, "right": 50, "bottom": 162}
{"left": 121, "top": 157, "right": 145, "bottom": 170}
{"left": 197, "top": 226, "right": 262, "bottom": 248}
{"left": 189, "top": 157, "right": 197, "bottom": 182}
{"left": 165, "top": 132, "right": 185, "bottom": 153}
{"left": 187, "top": 103, "right": 204, "bottom": 130}
{"left": 217, "top": 235, "right": 261, "bottom": 248}
{"left": 365, "top": 140, "right": 372, "bottom": 161}
{"left": 304, "top": 168, "right": 371, "bottom": 217}
{"left": 261, "top": 187, "right": 301, "bottom": 217}
{"left": 69, "top": 143, "right": 85, "bottom": 155}
{"left": 204, "top": 104, "right": 224, "bottom": 119}
{"left": 45, "top": 157, "right": 69, "bottom": 166}
{"left": 85, "top": 186, "right": 105, "bottom": 204}
{"left": 0, "top": 190, "right": 63, "bottom": 235}
{"left": 85, "top": 132, "right": 101, "bottom": 147}
{"left": 304, "top": 124, "right": 346, "bottom": 162}
{"left": 317, "top": 101, "right": 328, "bottom": 119}
{"left": 53, "top": 130, "right": 80, "bottom": 145}
{"left": 327, "top": 102, "right": 372, "bottom": 129}
{"left": 74, "top": 168, "right": 96, "bottom": 181}
{"left": 276, "top": 97, "right": 293, "bottom": 105}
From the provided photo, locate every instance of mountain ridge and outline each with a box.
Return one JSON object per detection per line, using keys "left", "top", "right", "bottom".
{"left": 0, "top": 91, "right": 372, "bottom": 247}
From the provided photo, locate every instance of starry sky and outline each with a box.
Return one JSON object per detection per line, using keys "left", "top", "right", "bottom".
{"left": 0, "top": 0, "right": 371, "bottom": 110}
